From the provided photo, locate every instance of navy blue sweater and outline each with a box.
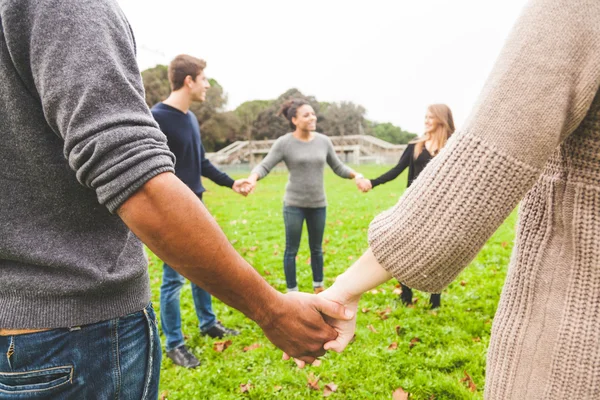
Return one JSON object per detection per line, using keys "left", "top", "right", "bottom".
{"left": 151, "top": 103, "right": 234, "bottom": 195}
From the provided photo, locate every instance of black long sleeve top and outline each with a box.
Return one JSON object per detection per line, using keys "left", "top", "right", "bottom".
{"left": 370, "top": 143, "right": 433, "bottom": 189}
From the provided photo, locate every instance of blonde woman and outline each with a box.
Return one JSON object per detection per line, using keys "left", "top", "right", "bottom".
{"left": 362, "top": 104, "right": 455, "bottom": 308}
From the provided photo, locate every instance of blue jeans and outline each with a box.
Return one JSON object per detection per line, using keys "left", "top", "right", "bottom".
{"left": 160, "top": 263, "right": 217, "bottom": 351}
{"left": 0, "top": 304, "right": 161, "bottom": 399}
{"left": 283, "top": 205, "right": 327, "bottom": 290}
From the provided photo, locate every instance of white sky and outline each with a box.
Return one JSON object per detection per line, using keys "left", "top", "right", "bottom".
{"left": 117, "top": 0, "right": 528, "bottom": 134}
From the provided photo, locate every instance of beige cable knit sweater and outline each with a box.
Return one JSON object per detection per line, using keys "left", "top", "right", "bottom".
{"left": 368, "top": 0, "right": 600, "bottom": 398}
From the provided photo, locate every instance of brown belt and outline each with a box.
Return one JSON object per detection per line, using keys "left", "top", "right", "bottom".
{"left": 0, "top": 328, "right": 51, "bottom": 336}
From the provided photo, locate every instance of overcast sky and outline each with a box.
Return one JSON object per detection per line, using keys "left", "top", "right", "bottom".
{"left": 117, "top": 0, "right": 528, "bottom": 134}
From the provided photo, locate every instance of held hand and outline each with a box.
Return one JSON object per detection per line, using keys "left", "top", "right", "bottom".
{"left": 260, "top": 291, "right": 353, "bottom": 365}
{"left": 232, "top": 179, "right": 254, "bottom": 196}
{"left": 356, "top": 178, "right": 372, "bottom": 193}
{"left": 282, "top": 285, "right": 360, "bottom": 367}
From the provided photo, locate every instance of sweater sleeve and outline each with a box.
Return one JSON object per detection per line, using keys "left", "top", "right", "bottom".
{"left": 370, "top": 145, "right": 412, "bottom": 189}
{"left": 9, "top": 0, "right": 175, "bottom": 213}
{"left": 325, "top": 136, "right": 353, "bottom": 178}
{"left": 250, "top": 136, "right": 286, "bottom": 179}
{"left": 368, "top": 0, "right": 600, "bottom": 293}
{"left": 200, "top": 144, "right": 235, "bottom": 188}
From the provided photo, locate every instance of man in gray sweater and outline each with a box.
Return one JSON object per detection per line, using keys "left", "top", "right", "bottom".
{"left": 0, "top": 0, "right": 350, "bottom": 397}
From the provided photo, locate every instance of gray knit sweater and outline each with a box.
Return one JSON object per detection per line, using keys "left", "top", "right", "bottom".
{"left": 0, "top": 0, "right": 175, "bottom": 328}
{"left": 251, "top": 133, "right": 353, "bottom": 208}
{"left": 368, "top": 0, "right": 600, "bottom": 398}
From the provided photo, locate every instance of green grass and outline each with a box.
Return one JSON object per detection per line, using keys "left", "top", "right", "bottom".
{"left": 147, "top": 165, "right": 516, "bottom": 399}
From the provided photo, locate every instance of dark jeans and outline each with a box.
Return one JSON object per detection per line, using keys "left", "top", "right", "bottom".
{"left": 283, "top": 205, "right": 327, "bottom": 290}
{"left": 0, "top": 304, "right": 161, "bottom": 399}
{"left": 160, "top": 263, "right": 217, "bottom": 352}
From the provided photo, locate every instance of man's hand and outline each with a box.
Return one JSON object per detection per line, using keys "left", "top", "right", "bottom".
{"left": 259, "top": 291, "right": 354, "bottom": 364}
{"left": 283, "top": 285, "right": 360, "bottom": 368}
{"left": 356, "top": 178, "right": 372, "bottom": 193}
{"left": 232, "top": 179, "right": 254, "bottom": 196}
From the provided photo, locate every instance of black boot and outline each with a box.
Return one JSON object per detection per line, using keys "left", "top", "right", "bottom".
{"left": 430, "top": 293, "right": 441, "bottom": 309}
{"left": 399, "top": 283, "right": 413, "bottom": 306}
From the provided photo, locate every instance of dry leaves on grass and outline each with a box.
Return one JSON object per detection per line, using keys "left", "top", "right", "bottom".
{"left": 240, "top": 383, "right": 253, "bottom": 393}
{"left": 460, "top": 281, "right": 467, "bottom": 286}
{"left": 393, "top": 387, "right": 410, "bottom": 400}
{"left": 264, "top": 270, "right": 272, "bottom": 276}
{"left": 377, "top": 307, "right": 392, "bottom": 320}
{"left": 323, "top": 382, "right": 338, "bottom": 397}
{"left": 367, "top": 325, "right": 378, "bottom": 333}
{"left": 243, "top": 343, "right": 261, "bottom": 352}
{"left": 273, "top": 385, "right": 282, "bottom": 392}
{"left": 159, "top": 390, "right": 168, "bottom": 400}
{"left": 213, "top": 340, "right": 232, "bottom": 352}
{"left": 388, "top": 342, "right": 398, "bottom": 350}
{"left": 361, "top": 308, "right": 370, "bottom": 313}
{"left": 409, "top": 337, "right": 420, "bottom": 349}
{"left": 460, "top": 371, "right": 477, "bottom": 392}
{"left": 393, "top": 287, "right": 402, "bottom": 295}
{"left": 307, "top": 373, "right": 320, "bottom": 390}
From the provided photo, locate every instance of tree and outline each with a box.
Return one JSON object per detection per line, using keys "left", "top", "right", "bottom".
{"left": 369, "top": 122, "right": 417, "bottom": 144}
{"left": 141, "top": 65, "right": 170, "bottom": 107}
{"left": 319, "top": 101, "right": 367, "bottom": 137}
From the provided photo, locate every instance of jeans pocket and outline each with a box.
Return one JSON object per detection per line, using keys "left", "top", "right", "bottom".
{"left": 0, "top": 365, "right": 73, "bottom": 395}
{"left": 140, "top": 307, "right": 161, "bottom": 400}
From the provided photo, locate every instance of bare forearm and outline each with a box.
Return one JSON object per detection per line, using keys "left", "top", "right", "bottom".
{"left": 117, "top": 172, "right": 278, "bottom": 326}
{"left": 332, "top": 248, "right": 392, "bottom": 300}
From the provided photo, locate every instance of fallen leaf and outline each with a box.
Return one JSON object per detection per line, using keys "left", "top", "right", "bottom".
{"left": 243, "top": 343, "right": 261, "bottom": 352}
{"left": 388, "top": 342, "right": 398, "bottom": 350}
{"left": 264, "top": 270, "right": 272, "bottom": 276}
{"left": 306, "top": 257, "right": 311, "bottom": 265}
{"left": 377, "top": 307, "right": 392, "bottom": 320}
{"left": 273, "top": 385, "right": 282, "bottom": 392}
{"left": 273, "top": 251, "right": 279, "bottom": 256}
{"left": 307, "top": 373, "right": 320, "bottom": 390}
{"left": 472, "top": 337, "right": 481, "bottom": 343}
{"left": 324, "top": 238, "right": 330, "bottom": 244}
{"left": 393, "top": 387, "right": 409, "bottom": 400}
{"left": 460, "top": 281, "right": 467, "bottom": 286}
{"left": 367, "top": 325, "right": 378, "bottom": 333}
{"left": 409, "top": 337, "right": 420, "bottom": 349}
{"left": 501, "top": 241, "right": 509, "bottom": 248}
{"left": 395, "top": 326, "right": 404, "bottom": 335}
{"left": 240, "top": 383, "right": 253, "bottom": 393}
{"left": 242, "top": 219, "right": 248, "bottom": 224}
{"left": 213, "top": 340, "right": 233, "bottom": 352}
{"left": 159, "top": 390, "right": 169, "bottom": 400}
{"left": 361, "top": 308, "right": 371, "bottom": 313}
{"left": 370, "top": 289, "right": 380, "bottom": 295}
{"left": 347, "top": 256, "right": 354, "bottom": 260}
{"left": 231, "top": 239, "right": 238, "bottom": 245}
{"left": 460, "top": 371, "right": 477, "bottom": 392}
{"left": 429, "top": 396, "right": 436, "bottom": 400}
{"left": 323, "top": 382, "right": 338, "bottom": 397}
{"left": 249, "top": 246, "right": 258, "bottom": 251}
{"left": 274, "top": 244, "right": 279, "bottom": 248}
{"left": 392, "top": 288, "right": 402, "bottom": 295}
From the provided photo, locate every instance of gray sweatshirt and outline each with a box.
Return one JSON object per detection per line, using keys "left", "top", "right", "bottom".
{"left": 251, "top": 133, "right": 353, "bottom": 207}
{"left": 0, "top": 0, "right": 175, "bottom": 328}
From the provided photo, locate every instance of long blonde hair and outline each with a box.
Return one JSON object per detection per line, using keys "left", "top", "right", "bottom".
{"left": 412, "top": 104, "right": 455, "bottom": 159}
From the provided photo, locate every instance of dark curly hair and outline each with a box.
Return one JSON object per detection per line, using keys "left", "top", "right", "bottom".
{"left": 278, "top": 98, "right": 310, "bottom": 129}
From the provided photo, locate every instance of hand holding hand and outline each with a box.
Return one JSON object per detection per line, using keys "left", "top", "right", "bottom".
{"left": 232, "top": 179, "right": 254, "bottom": 196}
{"left": 356, "top": 178, "right": 372, "bottom": 193}
{"left": 258, "top": 291, "right": 353, "bottom": 365}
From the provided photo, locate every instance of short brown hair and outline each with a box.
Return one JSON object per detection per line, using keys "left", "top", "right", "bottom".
{"left": 168, "top": 54, "right": 207, "bottom": 91}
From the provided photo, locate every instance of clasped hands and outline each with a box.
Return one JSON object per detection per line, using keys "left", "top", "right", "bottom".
{"left": 231, "top": 178, "right": 255, "bottom": 196}
{"left": 275, "top": 284, "right": 360, "bottom": 368}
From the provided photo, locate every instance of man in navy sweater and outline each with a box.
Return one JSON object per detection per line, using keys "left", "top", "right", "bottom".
{"left": 151, "top": 54, "right": 249, "bottom": 368}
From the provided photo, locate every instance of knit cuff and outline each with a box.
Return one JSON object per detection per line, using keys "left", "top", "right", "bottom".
{"left": 368, "top": 131, "right": 541, "bottom": 293}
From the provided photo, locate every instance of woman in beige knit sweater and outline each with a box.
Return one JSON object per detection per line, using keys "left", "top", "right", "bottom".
{"left": 300, "top": 0, "right": 600, "bottom": 398}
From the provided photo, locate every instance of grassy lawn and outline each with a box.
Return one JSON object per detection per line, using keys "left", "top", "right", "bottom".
{"left": 147, "top": 165, "right": 516, "bottom": 399}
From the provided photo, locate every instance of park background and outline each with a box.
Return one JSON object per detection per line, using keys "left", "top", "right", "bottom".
{"left": 131, "top": 1, "right": 529, "bottom": 397}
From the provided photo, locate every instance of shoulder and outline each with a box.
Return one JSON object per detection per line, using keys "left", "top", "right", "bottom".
{"left": 314, "top": 132, "right": 333, "bottom": 145}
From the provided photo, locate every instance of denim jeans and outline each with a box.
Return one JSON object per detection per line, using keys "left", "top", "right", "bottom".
{"left": 0, "top": 304, "right": 161, "bottom": 399}
{"left": 160, "top": 263, "right": 217, "bottom": 351}
{"left": 283, "top": 205, "right": 327, "bottom": 290}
